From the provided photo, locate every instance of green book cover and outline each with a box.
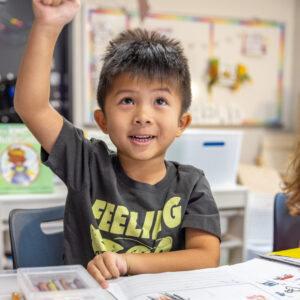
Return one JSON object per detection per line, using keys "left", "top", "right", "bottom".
{"left": 0, "top": 124, "right": 53, "bottom": 194}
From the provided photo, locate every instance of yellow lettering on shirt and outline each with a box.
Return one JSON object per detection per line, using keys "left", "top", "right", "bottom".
{"left": 163, "top": 197, "right": 182, "bottom": 228}
{"left": 141, "top": 211, "right": 155, "bottom": 239}
{"left": 110, "top": 205, "right": 129, "bottom": 235}
{"left": 92, "top": 199, "right": 107, "bottom": 220}
{"left": 91, "top": 196, "right": 182, "bottom": 244}
{"left": 99, "top": 202, "right": 115, "bottom": 232}
{"left": 152, "top": 210, "right": 162, "bottom": 239}
{"left": 125, "top": 211, "right": 142, "bottom": 237}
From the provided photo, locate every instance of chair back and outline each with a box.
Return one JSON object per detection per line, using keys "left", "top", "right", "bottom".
{"left": 9, "top": 206, "right": 65, "bottom": 268}
{"left": 273, "top": 193, "right": 300, "bottom": 251}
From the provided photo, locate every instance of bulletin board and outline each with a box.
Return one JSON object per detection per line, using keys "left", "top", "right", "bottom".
{"left": 83, "top": 5, "right": 285, "bottom": 127}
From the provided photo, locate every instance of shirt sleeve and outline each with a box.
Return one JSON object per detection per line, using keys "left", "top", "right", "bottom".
{"left": 181, "top": 172, "right": 221, "bottom": 241}
{"left": 41, "top": 118, "right": 104, "bottom": 191}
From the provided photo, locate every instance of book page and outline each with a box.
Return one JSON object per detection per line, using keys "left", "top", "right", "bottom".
{"left": 107, "top": 259, "right": 300, "bottom": 300}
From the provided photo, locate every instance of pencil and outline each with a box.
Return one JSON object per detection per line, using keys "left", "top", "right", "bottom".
{"left": 67, "top": 281, "right": 77, "bottom": 289}
{"left": 53, "top": 279, "right": 64, "bottom": 291}
{"left": 59, "top": 278, "right": 72, "bottom": 290}
{"left": 47, "top": 280, "right": 57, "bottom": 291}
{"left": 38, "top": 281, "right": 49, "bottom": 291}
{"left": 74, "top": 278, "right": 86, "bottom": 289}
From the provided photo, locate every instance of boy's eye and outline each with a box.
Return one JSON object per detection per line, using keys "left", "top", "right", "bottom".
{"left": 120, "top": 97, "right": 134, "bottom": 105}
{"left": 155, "top": 98, "right": 167, "bottom": 106}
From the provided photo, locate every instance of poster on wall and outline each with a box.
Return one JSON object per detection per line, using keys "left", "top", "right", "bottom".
{"left": 206, "top": 21, "right": 284, "bottom": 126}
{"left": 83, "top": 5, "right": 285, "bottom": 127}
{"left": 0, "top": 124, "right": 53, "bottom": 194}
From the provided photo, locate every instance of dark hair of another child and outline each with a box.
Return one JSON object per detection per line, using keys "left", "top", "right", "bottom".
{"left": 97, "top": 28, "right": 191, "bottom": 116}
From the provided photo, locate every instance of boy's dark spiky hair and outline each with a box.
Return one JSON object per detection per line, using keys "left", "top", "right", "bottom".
{"left": 96, "top": 28, "right": 191, "bottom": 114}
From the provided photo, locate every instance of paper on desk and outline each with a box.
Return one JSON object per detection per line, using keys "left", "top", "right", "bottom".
{"left": 224, "top": 258, "right": 300, "bottom": 299}
{"left": 107, "top": 259, "right": 300, "bottom": 300}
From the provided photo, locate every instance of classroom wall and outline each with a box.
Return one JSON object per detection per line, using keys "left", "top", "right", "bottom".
{"left": 293, "top": 0, "right": 300, "bottom": 132}
{"left": 73, "top": 0, "right": 297, "bottom": 164}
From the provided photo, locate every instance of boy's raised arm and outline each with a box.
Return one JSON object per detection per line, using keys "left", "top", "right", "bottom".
{"left": 14, "top": 0, "right": 80, "bottom": 154}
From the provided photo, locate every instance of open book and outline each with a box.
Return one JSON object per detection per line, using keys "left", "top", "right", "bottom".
{"left": 258, "top": 248, "right": 300, "bottom": 267}
{"left": 106, "top": 258, "right": 300, "bottom": 300}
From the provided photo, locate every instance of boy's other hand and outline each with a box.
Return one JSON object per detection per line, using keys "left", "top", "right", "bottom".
{"left": 87, "top": 252, "right": 128, "bottom": 289}
{"left": 32, "top": 0, "right": 80, "bottom": 29}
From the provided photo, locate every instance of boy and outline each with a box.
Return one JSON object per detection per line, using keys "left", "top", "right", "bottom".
{"left": 14, "top": 0, "right": 221, "bottom": 289}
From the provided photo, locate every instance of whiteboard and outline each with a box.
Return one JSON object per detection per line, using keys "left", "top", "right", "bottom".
{"left": 83, "top": 6, "right": 285, "bottom": 126}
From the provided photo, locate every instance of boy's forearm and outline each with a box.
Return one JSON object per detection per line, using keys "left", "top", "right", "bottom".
{"left": 122, "top": 248, "right": 220, "bottom": 275}
{"left": 14, "top": 22, "right": 63, "bottom": 121}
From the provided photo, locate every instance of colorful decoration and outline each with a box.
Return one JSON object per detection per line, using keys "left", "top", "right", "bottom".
{"left": 207, "top": 58, "right": 219, "bottom": 92}
{"left": 207, "top": 59, "right": 251, "bottom": 92}
{"left": 10, "top": 17, "right": 24, "bottom": 27}
{"left": 232, "top": 64, "right": 251, "bottom": 91}
{"left": 0, "top": 5, "right": 32, "bottom": 44}
{"left": 242, "top": 33, "right": 267, "bottom": 56}
{"left": 0, "top": 125, "right": 54, "bottom": 194}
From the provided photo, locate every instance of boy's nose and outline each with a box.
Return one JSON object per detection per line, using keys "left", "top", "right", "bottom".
{"left": 134, "top": 117, "right": 152, "bottom": 125}
{"left": 133, "top": 109, "right": 152, "bottom": 126}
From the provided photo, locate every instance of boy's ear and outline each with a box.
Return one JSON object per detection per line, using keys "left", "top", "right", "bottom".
{"left": 94, "top": 109, "right": 108, "bottom": 134}
{"left": 176, "top": 112, "right": 192, "bottom": 137}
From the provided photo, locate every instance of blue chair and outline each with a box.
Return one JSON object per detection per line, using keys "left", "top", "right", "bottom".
{"left": 273, "top": 193, "right": 300, "bottom": 251}
{"left": 9, "top": 206, "right": 65, "bottom": 268}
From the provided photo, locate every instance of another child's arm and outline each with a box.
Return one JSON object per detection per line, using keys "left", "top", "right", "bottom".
{"left": 14, "top": 0, "right": 80, "bottom": 154}
{"left": 87, "top": 228, "right": 220, "bottom": 289}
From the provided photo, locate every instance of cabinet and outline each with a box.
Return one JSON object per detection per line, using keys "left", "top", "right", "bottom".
{"left": 213, "top": 185, "right": 248, "bottom": 265}
{"left": 0, "top": 184, "right": 247, "bottom": 269}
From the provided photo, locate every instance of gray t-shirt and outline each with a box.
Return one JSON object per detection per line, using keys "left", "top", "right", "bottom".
{"left": 42, "top": 119, "right": 221, "bottom": 267}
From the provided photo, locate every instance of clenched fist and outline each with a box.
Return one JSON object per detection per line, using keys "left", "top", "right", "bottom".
{"left": 32, "top": 0, "right": 80, "bottom": 28}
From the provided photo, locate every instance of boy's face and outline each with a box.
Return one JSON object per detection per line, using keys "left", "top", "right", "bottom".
{"left": 94, "top": 73, "right": 191, "bottom": 165}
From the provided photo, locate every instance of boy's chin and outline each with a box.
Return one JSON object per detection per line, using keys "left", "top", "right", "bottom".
{"left": 118, "top": 151, "right": 165, "bottom": 163}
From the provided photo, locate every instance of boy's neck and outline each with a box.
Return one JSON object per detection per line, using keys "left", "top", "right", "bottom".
{"left": 118, "top": 156, "right": 167, "bottom": 185}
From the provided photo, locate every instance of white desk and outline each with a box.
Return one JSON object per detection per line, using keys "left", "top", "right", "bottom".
{"left": 1, "top": 259, "right": 300, "bottom": 300}
{"left": 0, "top": 184, "right": 248, "bottom": 269}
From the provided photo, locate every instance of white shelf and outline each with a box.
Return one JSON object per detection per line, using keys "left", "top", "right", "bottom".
{"left": 221, "top": 235, "right": 243, "bottom": 249}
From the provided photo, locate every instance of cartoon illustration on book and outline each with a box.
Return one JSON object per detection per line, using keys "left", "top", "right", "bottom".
{"left": 0, "top": 143, "right": 40, "bottom": 186}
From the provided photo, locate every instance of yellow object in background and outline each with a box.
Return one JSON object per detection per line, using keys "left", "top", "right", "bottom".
{"left": 268, "top": 248, "right": 300, "bottom": 259}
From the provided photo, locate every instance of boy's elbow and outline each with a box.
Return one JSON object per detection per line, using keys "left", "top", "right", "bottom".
{"left": 14, "top": 103, "right": 26, "bottom": 123}
{"left": 13, "top": 94, "right": 23, "bottom": 116}
{"left": 212, "top": 246, "right": 220, "bottom": 267}
{"left": 196, "top": 247, "right": 220, "bottom": 269}
{"left": 203, "top": 252, "right": 220, "bottom": 268}
{"left": 14, "top": 102, "right": 21, "bottom": 116}
{"left": 211, "top": 254, "right": 220, "bottom": 268}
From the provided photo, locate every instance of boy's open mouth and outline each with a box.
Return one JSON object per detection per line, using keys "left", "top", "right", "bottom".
{"left": 129, "top": 136, "right": 155, "bottom": 143}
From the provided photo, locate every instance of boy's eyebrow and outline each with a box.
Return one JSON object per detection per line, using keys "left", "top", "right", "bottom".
{"left": 113, "top": 87, "right": 172, "bottom": 96}
{"left": 114, "top": 89, "right": 136, "bottom": 96}
{"left": 151, "top": 88, "right": 172, "bottom": 94}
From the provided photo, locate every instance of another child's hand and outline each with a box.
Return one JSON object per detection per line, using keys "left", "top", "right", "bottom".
{"left": 87, "top": 252, "right": 128, "bottom": 289}
{"left": 32, "top": 0, "right": 80, "bottom": 29}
